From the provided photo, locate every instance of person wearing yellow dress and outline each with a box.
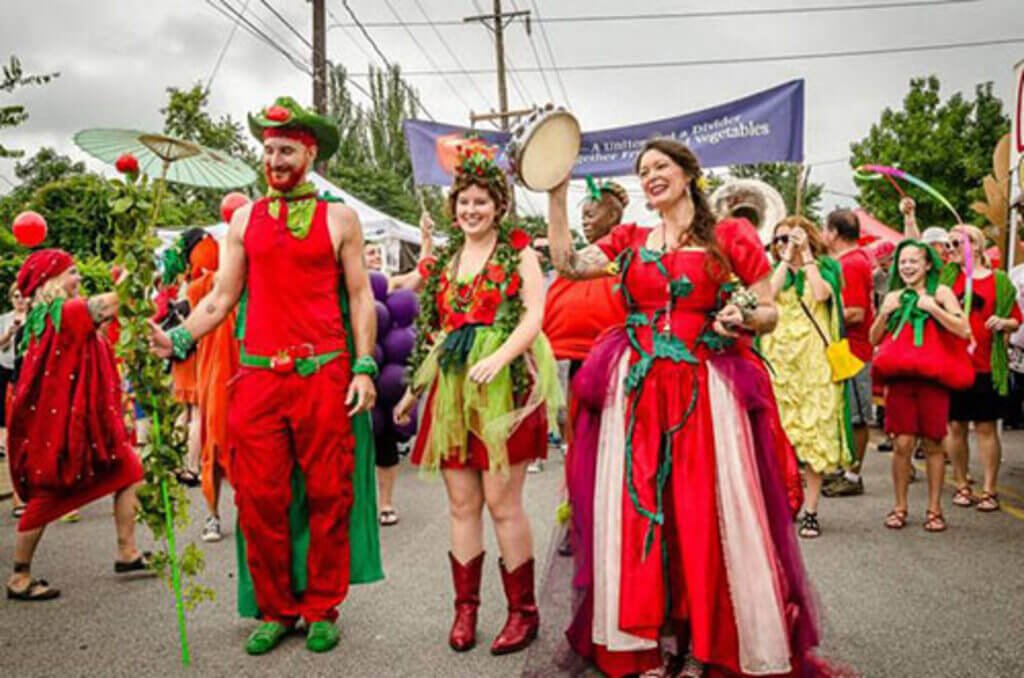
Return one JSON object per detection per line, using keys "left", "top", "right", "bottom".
{"left": 761, "top": 216, "right": 853, "bottom": 539}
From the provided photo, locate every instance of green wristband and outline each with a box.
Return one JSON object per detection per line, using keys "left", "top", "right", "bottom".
{"left": 352, "top": 355, "right": 379, "bottom": 378}
{"left": 168, "top": 326, "right": 196, "bottom": 361}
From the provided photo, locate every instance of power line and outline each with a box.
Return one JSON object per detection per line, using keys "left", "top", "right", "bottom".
{"left": 259, "top": 0, "right": 311, "bottom": 49}
{"left": 527, "top": 0, "right": 570, "bottom": 106}
{"left": 470, "top": 0, "right": 532, "bottom": 107}
{"left": 206, "top": 0, "right": 312, "bottom": 75}
{"left": 337, "top": 0, "right": 436, "bottom": 120}
{"left": 327, "top": 0, "right": 978, "bottom": 27}
{"left": 412, "top": 0, "right": 491, "bottom": 107}
{"left": 347, "top": 35, "right": 1024, "bottom": 76}
{"left": 326, "top": 6, "right": 379, "bottom": 69}
{"left": 205, "top": 0, "right": 251, "bottom": 94}
{"left": 381, "top": 0, "right": 475, "bottom": 112}
{"left": 512, "top": 0, "right": 553, "bottom": 101}
{"left": 234, "top": 0, "right": 311, "bottom": 61}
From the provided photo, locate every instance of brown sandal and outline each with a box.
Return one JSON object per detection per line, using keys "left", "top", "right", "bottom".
{"left": 923, "top": 510, "right": 947, "bottom": 532}
{"left": 884, "top": 509, "right": 908, "bottom": 529}
{"left": 976, "top": 492, "right": 1000, "bottom": 513}
{"left": 952, "top": 485, "right": 976, "bottom": 507}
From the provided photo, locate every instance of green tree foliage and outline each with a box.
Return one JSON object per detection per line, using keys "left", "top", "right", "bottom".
{"left": 850, "top": 76, "right": 1010, "bottom": 231}
{"left": 729, "top": 163, "right": 824, "bottom": 222}
{"left": 324, "top": 64, "right": 446, "bottom": 232}
{"left": 0, "top": 56, "right": 59, "bottom": 159}
{"left": 161, "top": 83, "right": 260, "bottom": 222}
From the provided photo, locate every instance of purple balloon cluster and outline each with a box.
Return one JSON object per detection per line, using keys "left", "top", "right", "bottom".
{"left": 370, "top": 271, "right": 419, "bottom": 441}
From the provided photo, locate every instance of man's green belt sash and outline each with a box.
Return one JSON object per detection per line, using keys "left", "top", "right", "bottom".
{"left": 239, "top": 347, "right": 343, "bottom": 377}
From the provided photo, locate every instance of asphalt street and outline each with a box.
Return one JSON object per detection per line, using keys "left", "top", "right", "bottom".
{"left": 2, "top": 430, "right": 1023, "bottom": 677}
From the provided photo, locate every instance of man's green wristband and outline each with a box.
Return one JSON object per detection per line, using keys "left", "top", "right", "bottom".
{"left": 168, "top": 326, "right": 196, "bottom": 361}
{"left": 352, "top": 355, "right": 379, "bottom": 378}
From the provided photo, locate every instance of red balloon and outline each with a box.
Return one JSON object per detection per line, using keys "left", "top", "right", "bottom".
{"left": 220, "top": 192, "right": 250, "bottom": 223}
{"left": 12, "top": 211, "right": 47, "bottom": 248}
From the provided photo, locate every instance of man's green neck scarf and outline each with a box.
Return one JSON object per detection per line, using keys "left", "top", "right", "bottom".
{"left": 267, "top": 180, "right": 318, "bottom": 239}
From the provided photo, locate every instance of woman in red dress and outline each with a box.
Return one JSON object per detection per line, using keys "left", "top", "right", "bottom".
{"left": 546, "top": 139, "right": 824, "bottom": 677}
{"left": 6, "top": 250, "right": 147, "bottom": 601}
{"left": 393, "top": 148, "right": 561, "bottom": 655}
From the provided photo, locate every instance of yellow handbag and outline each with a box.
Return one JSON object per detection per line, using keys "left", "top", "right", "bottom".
{"left": 799, "top": 298, "right": 865, "bottom": 383}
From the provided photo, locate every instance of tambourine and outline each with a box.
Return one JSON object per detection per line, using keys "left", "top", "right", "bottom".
{"left": 506, "top": 104, "right": 581, "bottom": 191}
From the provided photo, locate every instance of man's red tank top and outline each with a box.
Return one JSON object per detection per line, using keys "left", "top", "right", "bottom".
{"left": 242, "top": 198, "right": 346, "bottom": 354}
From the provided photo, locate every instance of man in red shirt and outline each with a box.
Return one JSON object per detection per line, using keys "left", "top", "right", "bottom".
{"left": 822, "top": 209, "right": 875, "bottom": 496}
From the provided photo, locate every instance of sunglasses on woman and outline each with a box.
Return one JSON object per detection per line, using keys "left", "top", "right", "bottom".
{"left": 944, "top": 240, "right": 963, "bottom": 250}
{"left": 772, "top": 235, "right": 790, "bottom": 246}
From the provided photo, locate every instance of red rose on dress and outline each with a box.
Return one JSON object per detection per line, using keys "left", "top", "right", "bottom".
{"left": 486, "top": 264, "right": 506, "bottom": 284}
{"left": 474, "top": 287, "right": 503, "bottom": 323}
{"left": 457, "top": 283, "right": 472, "bottom": 301}
{"left": 265, "top": 105, "right": 292, "bottom": 122}
{"left": 115, "top": 153, "right": 139, "bottom": 175}
{"left": 506, "top": 272, "right": 522, "bottom": 297}
{"left": 509, "top": 228, "right": 530, "bottom": 251}
{"left": 418, "top": 256, "right": 438, "bottom": 279}
{"left": 448, "top": 311, "right": 467, "bottom": 331}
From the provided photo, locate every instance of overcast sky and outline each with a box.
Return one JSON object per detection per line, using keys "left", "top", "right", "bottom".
{"left": 2, "top": 0, "right": 1022, "bottom": 226}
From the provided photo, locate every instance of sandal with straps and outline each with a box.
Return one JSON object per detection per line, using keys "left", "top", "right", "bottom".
{"left": 976, "top": 492, "right": 1000, "bottom": 513}
{"left": 923, "top": 510, "right": 947, "bottom": 532}
{"left": 6, "top": 578, "right": 61, "bottom": 601}
{"left": 798, "top": 512, "right": 821, "bottom": 539}
{"left": 884, "top": 508, "right": 908, "bottom": 529}
{"left": 952, "top": 485, "right": 976, "bottom": 508}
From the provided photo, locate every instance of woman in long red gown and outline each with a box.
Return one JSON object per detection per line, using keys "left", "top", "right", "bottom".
{"left": 546, "top": 139, "right": 826, "bottom": 677}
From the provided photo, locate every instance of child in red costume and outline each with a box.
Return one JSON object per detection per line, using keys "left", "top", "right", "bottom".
{"left": 871, "top": 240, "right": 970, "bottom": 532}
{"left": 151, "top": 97, "right": 380, "bottom": 656}
{"left": 6, "top": 249, "right": 147, "bottom": 601}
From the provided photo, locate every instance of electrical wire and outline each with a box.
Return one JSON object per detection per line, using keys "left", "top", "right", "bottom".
{"left": 511, "top": 0, "right": 554, "bottom": 102}
{"left": 526, "top": 0, "right": 570, "bottom": 106}
{"left": 381, "top": 0, "right": 475, "bottom": 112}
{"left": 205, "top": 0, "right": 312, "bottom": 75}
{"left": 259, "top": 0, "right": 312, "bottom": 49}
{"left": 347, "top": 35, "right": 1024, "bottom": 76}
{"left": 471, "top": 0, "right": 532, "bottom": 108}
{"left": 412, "top": 0, "right": 491, "bottom": 106}
{"left": 338, "top": 0, "right": 436, "bottom": 120}
{"left": 327, "top": 0, "right": 978, "bottom": 27}
{"left": 205, "top": 0, "right": 251, "bottom": 94}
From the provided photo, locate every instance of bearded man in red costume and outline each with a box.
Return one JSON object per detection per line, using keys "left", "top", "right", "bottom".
{"left": 542, "top": 178, "right": 628, "bottom": 556}
{"left": 151, "top": 97, "right": 379, "bottom": 656}
{"left": 6, "top": 250, "right": 148, "bottom": 602}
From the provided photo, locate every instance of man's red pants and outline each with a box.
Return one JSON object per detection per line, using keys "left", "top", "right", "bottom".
{"left": 229, "top": 359, "right": 355, "bottom": 624}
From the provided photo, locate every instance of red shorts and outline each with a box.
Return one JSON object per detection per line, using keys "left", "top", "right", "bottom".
{"left": 883, "top": 379, "right": 950, "bottom": 442}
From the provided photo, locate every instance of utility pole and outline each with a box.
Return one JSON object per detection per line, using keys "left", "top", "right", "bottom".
{"left": 465, "top": 1, "right": 530, "bottom": 214}
{"left": 311, "top": 0, "right": 327, "bottom": 115}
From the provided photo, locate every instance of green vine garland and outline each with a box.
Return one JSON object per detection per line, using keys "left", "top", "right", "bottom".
{"left": 409, "top": 220, "right": 529, "bottom": 398}
{"left": 106, "top": 174, "right": 212, "bottom": 609}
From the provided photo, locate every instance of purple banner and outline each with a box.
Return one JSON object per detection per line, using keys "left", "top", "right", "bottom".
{"left": 403, "top": 80, "right": 804, "bottom": 186}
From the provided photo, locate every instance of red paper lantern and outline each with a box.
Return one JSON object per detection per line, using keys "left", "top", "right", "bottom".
{"left": 220, "top": 192, "right": 250, "bottom": 224}
{"left": 12, "top": 211, "right": 47, "bottom": 248}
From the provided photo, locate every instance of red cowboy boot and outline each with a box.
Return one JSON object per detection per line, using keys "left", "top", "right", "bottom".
{"left": 448, "top": 551, "right": 485, "bottom": 652}
{"left": 490, "top": 557, "right": 540, "bottom": 655}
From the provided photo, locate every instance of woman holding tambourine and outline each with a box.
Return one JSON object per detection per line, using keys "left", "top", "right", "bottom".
{"left": 870, "top": 240, "right": 970, "bottom": 532}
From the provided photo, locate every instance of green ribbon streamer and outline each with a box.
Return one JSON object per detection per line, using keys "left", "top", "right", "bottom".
{"left": 151, "top": 398, "right": 190, "bottom": 667}
{"left": 585, "top": 175, "right": 602, "bottom": 202}
{"left": 438, "top": 324, "right": 480, "bottom": 373}
{"left": 267, "top": 181, "right": 318, "bottom": 239}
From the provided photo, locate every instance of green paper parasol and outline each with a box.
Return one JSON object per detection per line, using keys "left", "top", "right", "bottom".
{"left": 73, "top": 128, "right": 257, "bottom": 188}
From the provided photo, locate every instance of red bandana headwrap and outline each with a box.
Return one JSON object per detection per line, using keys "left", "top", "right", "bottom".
{"left": 17, "top": 248, "right": 74, "bottom": 297}
{"left": 263, "top": 126, "right": 318, "bottom": 150}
